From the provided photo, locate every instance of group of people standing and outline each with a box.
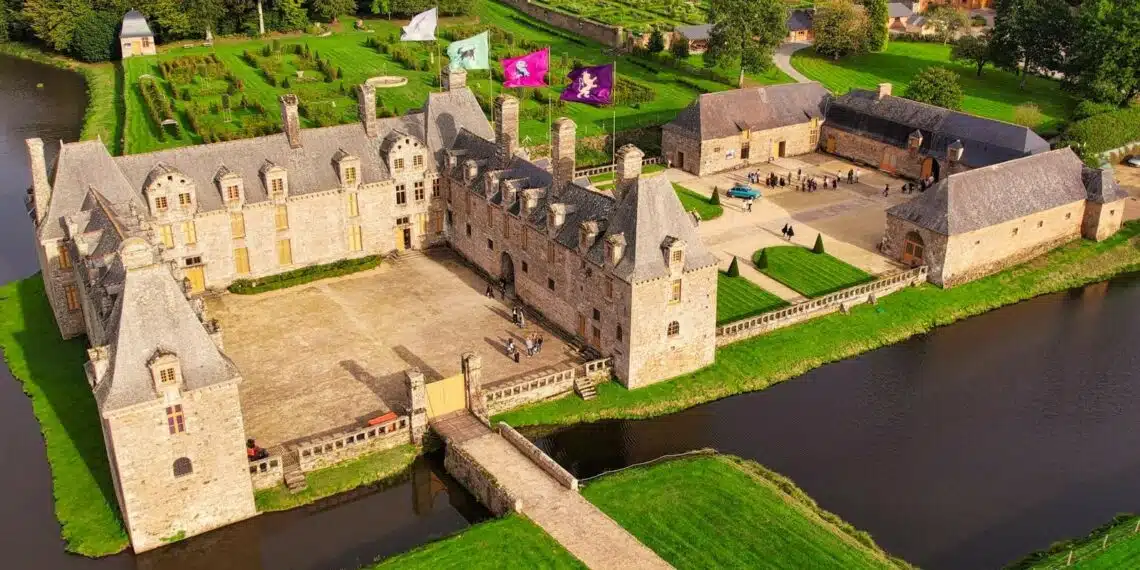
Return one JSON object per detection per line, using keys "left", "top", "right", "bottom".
{"left": 781, "top": 223, "right": 796, "bottom": 240}
{"left": 504, "top": 305, "right": 544, "bottom": 362}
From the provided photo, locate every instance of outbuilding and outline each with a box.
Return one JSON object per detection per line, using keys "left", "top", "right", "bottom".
{"left": 120, "top": 10, "right": 157, "bottom": 58}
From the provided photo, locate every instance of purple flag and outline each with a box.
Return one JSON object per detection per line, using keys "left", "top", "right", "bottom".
{"left": 502, "top": 48, "right": 550, "bottom": 88}
{"left": 561, "top": 63, "right": 614, "bottom": 105}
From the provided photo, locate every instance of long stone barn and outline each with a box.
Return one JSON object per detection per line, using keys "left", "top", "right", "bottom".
{"left": 23, "top": 67, "right": 718, "bottom": 551}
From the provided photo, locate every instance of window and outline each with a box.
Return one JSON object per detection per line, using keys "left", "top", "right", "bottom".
{"left": 1110, "top": 209, "right": 1116, "bottom": 216}
{"left": 160, "top": 225, "right": 174, "bottom": 248}
{"left": 396, "top": 216, "right": 410, "bottom": 225}
{"left": 184, "top": 256, "right": 202, "bottom": 266}
{"left": 547, "top": 242, "right": 556, "bottom": 262}
{"left": 166, "top": 404, "right": 185, "bottom": 434}
{"left": 226, "top": 185, "right": 240, "bottom": 202}
{"left": 413, "top": 154, "right": 424, "bottom": 168}
{"left": 344, "top": 166, "right": 358, "bottom": 186}
{"left": 592, "top": 308, "right": 600, "bottom": 321}
{"left": 142, "top": 37, "right": 151, "bottom": 48}
{"left": 414, "top": 181, "right": 425, "bottom": 201}
{"left": 182, "top": 221, "right": 197, "bottom": 245}
{"left": 271, "top": 178, "right": 284, "bottom": 198}
{"left": 671, "top": 279, "right": 682, "bottom": 303}
{"left": 466, "top": 193, "right": 472, "bottom": 211}
{"left": 155, "top": 196, "right": 168, "bottom": 211}
{"left": 522, "top": 260, "right": 529, "bottom": 273}
{"left": 667, "top": 321, "right": 680, "bottom": 337}
{"left": 465, "top": 223, "right": 472, "bottom": 237}
{"left": 487, "top": 238, "right": 494, "bottom": 251}
{"left": 277, "top": 239, "right": 292, "bottom": 266}
{"left": 394, "top": 158, "right": 405, "bottom": 171}
{"left": 522, "top": 227, "right": 528, "bottom": 249}
{"left": 275, "top": 205, "right": 289, "bottom": 230}
{"left": 230, "top": 213, "right": 245, "bottom": 239}
{"left": 433, "top": 213, "right": 444, "bottom": 233}
{"left": 159, "top": 367, "right": 176, "bottom": 385}
{"left": 605, "top": 277, "right": 613, "bottom": 299}
{"left": 64, "top": 284, "right": 80, "bottom": 311}
{"left": 234, "top": 247, "right": 250, "bottom": 275}
{"left": 809, "top": 119, "right": 820, "bottom": 146}
{"left": 504, "top": 218, "right": 510, "bottom": 239}
{"left": 347, "top": 193, "right": 359, "bottom": 217}
{"left": 486, "top": 205, "right": 494, "bottom": 228}
{"left": 432, "top": 178, "right": 441, "bottom": 198}
{"left": 396, "top": 184, "right": 407, "bottom": 205}
{"left": 173, "top": 457, "right": 192, "bottom": 477}
{"left": 617, "top": 325, "right": 623, "bottom": 342}
{"left": 547, "top": 278, "right": 555, "bottom": 291}
{"left": 671, "top": 250, "right": 683, "bottom": 263}
{"left": 58, "top": 245, "right": 71, "bottom": 269}
{"left": 348, "top": 224, "right": 363, "bottom": 251}
{"left": 178, "top": 192, "right": 192, "bottom": 207}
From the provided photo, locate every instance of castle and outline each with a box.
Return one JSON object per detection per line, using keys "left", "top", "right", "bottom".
{"left": 26, "top": 67, "right": 716, "bottom": 551}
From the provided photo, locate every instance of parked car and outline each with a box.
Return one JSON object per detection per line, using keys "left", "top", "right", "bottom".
{"left": 726, "top": 183, "right": 760, "bottom": 200}
{"left": 1125, "top": 155, "right": 1140, "bottom": 168}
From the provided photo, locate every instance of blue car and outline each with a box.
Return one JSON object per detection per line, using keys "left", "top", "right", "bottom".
{"left": 726, "top": 183, "right": 760, "bottom": 200}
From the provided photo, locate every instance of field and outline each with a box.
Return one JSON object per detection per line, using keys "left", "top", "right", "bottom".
{"left": 532, "top": 0, "right": 706, "bottom": 31}
{"left": 368, "top": 514, "right": 585, "bottom": 569}
{"left": 717, "top": 273, "right": 789, "bottom": 324}
{"left": 1013, "top": 514, "right": 1140, "bottom": 570}
{"left": 790, "top": 42, "right": 1077, "bottom": 135}
{"left": 254, "top": 444, "right": 418, "bottom": 512}
{"left": 673, "top": 183, "right": 724, "bottom": 220}
{"left": 755, "top": 245, "right": 874, "bottom": 297}
{"left": 582, "top": 455, "right": 902, "bottom": 569}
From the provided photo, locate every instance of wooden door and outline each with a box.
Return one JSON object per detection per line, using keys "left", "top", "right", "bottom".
{"left": 185, "top": 266, "right": 205, "bottom": 294}
{"left": 425, "top": 374, "right": 466, "bottom": 419}
{"left": 591, "top": 326, "right": 601, "bottom": 348}
{"left": 394, "top": 227, "right": 405, "bottom": 251}
{"left": 880, "top": 149, "right": 897, "bottom": 173}
{"left": 902, "top": 232, "right": 925, "bottom": 265}
{"left": 577, "top": 314, "right": 586, "bottom": 337}
{"left": 676, "top": 151, "right": 685, "bottom": 170}
{"left": 921, "top": 157, "right": 933, "bottom": 179}
{"left": 778, "top": 141, "right": 787, "bottom": 158}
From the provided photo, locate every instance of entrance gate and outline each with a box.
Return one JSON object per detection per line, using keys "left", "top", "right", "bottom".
{"left": 425, "top": 374, "right": 466, "bottom": 419}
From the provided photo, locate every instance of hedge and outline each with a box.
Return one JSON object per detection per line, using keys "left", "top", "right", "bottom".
{"left": 228, "top": 255, "right": 382, "bottom": 294}
{"left": 1064, "top": 104, "right": 1140, "bottom": 157}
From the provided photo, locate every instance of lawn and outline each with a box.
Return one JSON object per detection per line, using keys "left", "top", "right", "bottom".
{"left": 367, "top": 514, "right": 585, "bottom": 569}
{"left": 673, "top": 183, "right": 724, "bottom": 220}
{"left": 790, "top": 42, "right": 1077, "bottom": 135}
{"left": 582, "top": 455, "right": 903, "bottom": 569}
{"left": 0, "top": 276, "right": 129, "bottom": 556}
{"left": 255, "top": 444, "right": 419, "bottom": 512}
{"left": 496, "top": 221, "right": 1140, "bottom": 427}
{"left": 1012, "top": 514, "right": 1140, "bottom": 570}
{"left": 756, "top": 245, "right": 874, "bottom": 297}
{"left": 717, "top": 273, "right": 789, "bottom": 324}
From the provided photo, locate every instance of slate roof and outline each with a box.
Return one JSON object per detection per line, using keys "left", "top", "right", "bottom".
{"left": 424, "top": 87, "right": 495, "bottom": 166}
{"left": 40, "top": 140, "right": 143, "bottom": 241}
{"left": 888, "top": 2, "right": 913, "bottom": 18}
{"left": 787, "top": 9, "right": 814, "bottom": 31}
{"left": 665, "top": 82, "right": 830, "bottom": 140}
{"left": 120, "top": 10, "right": 154, "bottom": 39}
{"left": 886, "top": 148, "right": 1088, "bottom": 235}
{"left": 1082, "top": 166, "right": 1130, "bottom": 204}
{"left": 675, "top": 24, "right": 713, "bottom": 41}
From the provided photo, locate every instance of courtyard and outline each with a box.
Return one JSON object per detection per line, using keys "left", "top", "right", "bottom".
{"left": 208, "top": 249, "right": 581, "bottom": 449}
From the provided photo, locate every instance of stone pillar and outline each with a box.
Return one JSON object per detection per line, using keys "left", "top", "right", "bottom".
{"left": 405, "top": 368, "right": 427, "bottom": 444}
{"left": 551, "top": 118, "right": 576, "bottom": 195}
{"left": 462, "top": 352, "right": 487, "bottom": 421}
{"left": 357, "top": 83, "right": 378, "bottom": 138}
{"left": 26, "top": 138, "right": 51, "bottom": 225}
{"left": 494, "top": 95, "right": 520, "bottom": 169}
{"left": 279, "top": 94, "right": 302, "bottom": 149}
{"left": 443, "top": 67, "right": 467, "bottom": 91}
{"left": 614, "top": 144, "right": 644, "bottom": 201}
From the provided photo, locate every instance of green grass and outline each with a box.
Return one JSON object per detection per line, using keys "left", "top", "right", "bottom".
{"left": 790, "top": 42, "right": 1076, "bottom": 135}
{"left": 254, "top": 444, "right": 419, "bottom": 512}
{"left": 228, "top": 255, "right": 382, "bottom": 294}
{"left": 496, "top": 221, "right": 1140, "bottom": 427}
{"left": 582, "top": 455, "right": 903, "bottom": 569}
{"left": 0, "top": 276, "right": 129, "bottom": 556}
{"left": 673, "top": 183, "right": 724, "bottom": 220}
{"left": 367, "top": 514, "right": 586, "bottom": 569}
{"left": 1011, "top": 514, "right": 1140, "bottom": 569}
{"left": 717, "top": 273, "right": 790, "bottom": 324}
{"left": 756, "top": 246, "right": 874, "bottom": 297}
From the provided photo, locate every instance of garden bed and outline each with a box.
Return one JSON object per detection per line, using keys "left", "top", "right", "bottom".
{"left": 227, "top": 255, "right": 382, "bottom": 294}
{"left": 754, "top": 245, "right": 874, "bottom": 297}
{"left": 716, "top": 273, "right": 789, "bottom": 324}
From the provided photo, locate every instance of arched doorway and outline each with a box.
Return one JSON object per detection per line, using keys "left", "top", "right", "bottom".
{"left": 902, "top": 231, "right": 925, "bottom": 266}
{"left": 921, "top": 157, "right": 941, "bottom": 181}
{"left": 500, "top": 252, "right": 515, "bottom": 297}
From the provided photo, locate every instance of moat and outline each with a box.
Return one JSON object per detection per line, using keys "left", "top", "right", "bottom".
{"left": 2, "top": 54, "right": 1139, "bottom": 570}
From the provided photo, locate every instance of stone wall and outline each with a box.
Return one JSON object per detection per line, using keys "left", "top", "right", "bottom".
{"left": 247, "top": 455, "right": 283, "bottom": 490}
{"left": 293, "top": 416, "right": 410, "bottom": 472}
{"left": 497, "top": 423, "right": 578, "bottom": 491}
{"left": 664, "top": 120, "right": 821, "bottom": 176}
{"left": 626, "top": 264, "right": 718, "bottom": 388}
{"left": 497, "top": 0, "right": 624, "bottom": 47}
{"left": 484, "top": 367, "right": 577, "bottom": 415}
{"left": 715, "top": 267, "right": 928, "bottom": 346}
{"left": 444, "top": 442, "right": 523, "bottom": 516}
{"left": 822, "top": 125, "right": 927, "bottom": 180}
{"left": 1082, "top": 199, "right": 1127, "bottom": 242}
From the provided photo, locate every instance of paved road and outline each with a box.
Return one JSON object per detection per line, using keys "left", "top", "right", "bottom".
{"left": 773, "top": 42, "right": 813, "bottom": 84}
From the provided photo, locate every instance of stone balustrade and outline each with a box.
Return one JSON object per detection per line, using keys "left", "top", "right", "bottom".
{"left": 483, "top": 358, "right": 612, "bottom": 415}
{"left": 294, "top": 415, "right": 410, "bottom": 472}
{"left": 583, "top": 357, "right": 612, "bottom": 378}
{"left": 248, "top": 455, "right": 283, "bottom": 490}
{"left": 575, "top": 157, "right": 662, "bottom": 178}
{"left": 716, "top": 266, "right": 928, "bottom": 346}
{"left": 498, "top": 423, "right": 578, "bottom": 491}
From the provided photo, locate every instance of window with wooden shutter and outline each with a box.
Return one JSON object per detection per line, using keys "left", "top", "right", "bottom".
{"left": 58, "top": 245, "right": 71, "bottom": 269}
{"left": 64, "top": 284, "right": 80, "bottom": 311}
{"left": 230, "top": 213, "right": 245, "bottom": 238}
{"left": 233, "top": 247, "right": 250, "bottom": 275}
{"left": 182, "top": 221, "right": 197, "bottom": 245}
{"left": 160, "top": 225, "right": 174, "bottom": 248}
{"left": 347, "top": 193, "right": 359, "bottom": 217}
{"left": 275, "top": 205, "right": 289, "bottom": 230}
{"left": 348, "top": 225, "right": 363, "bottom": 251}
{"left": 277, "top": 239, "right": 292, "bottom": 266}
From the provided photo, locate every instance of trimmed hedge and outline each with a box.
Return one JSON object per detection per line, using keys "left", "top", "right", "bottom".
{"left": 228, "top": 255, "right": 382, "bottom": 294}
{"left": 1064, "top": 104, "right": 1140, "bottom": 158}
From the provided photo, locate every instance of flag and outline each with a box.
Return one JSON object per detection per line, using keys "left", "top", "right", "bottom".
{"left": 401, "top": 8, "right": 437, "bottom": 41}
{"left": 561, "top": 63, "right": 614, "bottom": 106}
{"left": 446, "top": 31, "right": 491, "bottom": 71}
{"left": 501, "top": 48, "right": 550, "bottom": 88}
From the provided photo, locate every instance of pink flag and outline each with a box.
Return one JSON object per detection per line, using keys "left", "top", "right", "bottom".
{"left": 501, "top": 48, "right": 550, "bottom": 88}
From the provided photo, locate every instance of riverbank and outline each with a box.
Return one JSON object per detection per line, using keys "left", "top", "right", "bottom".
{"left": 1011, "top": 513, "right": 1140, "bottom": 569}
{"left": 497, "top": 221, "right": 1140, "bottom": 427}
{"left": 254, "top": 444, "right": 419, "bottom": 512}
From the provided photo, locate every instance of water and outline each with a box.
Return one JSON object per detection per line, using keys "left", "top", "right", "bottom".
{"left": 533, "top": 276, "right": 1140, "bottom": 569}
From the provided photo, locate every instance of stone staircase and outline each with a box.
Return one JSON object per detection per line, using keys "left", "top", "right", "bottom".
{"left": 388, "top": 248, "right": 425, "bottom": 266}
{"left": 281, "top": 450, "right": 307, "bottom": 494}
{"left": 574, "top": 376, "right": 597, "bottom": 401}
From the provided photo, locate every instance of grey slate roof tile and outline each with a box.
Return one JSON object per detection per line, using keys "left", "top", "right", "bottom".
{"left": 120, "top": 10, "right": 154, "bottom": 39}
{"left": 666, "top": 83, "right": 830, "bottom": 140}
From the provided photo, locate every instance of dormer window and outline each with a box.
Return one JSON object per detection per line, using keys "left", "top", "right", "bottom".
{"left": 271, "top": 178, "right": 284, "bottom": 198}
{"left": 155, "top": 196, "right": 168, "bottom": 211}
{"left": 226, "top": 185, "right": 240, "bottom": 202}
{"left": 671, "top": 250, "right": 682, "bottom": 264}
{"left": 345, "top": 167, "right": 358, "bottom": 186}
{"left": 159, "top": 367, "right": 176, "bottom": 385}
{"left": 178, "top": 192, "right": 192, "bottom": 207}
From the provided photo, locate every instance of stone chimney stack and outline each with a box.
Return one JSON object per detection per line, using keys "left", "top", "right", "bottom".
{"left": 26, "top": 138, "right": 52, "bottom": 225}
{"left": 606, "top": 233, "right": 626, "bottom": 266}
{"left": 947, "top": 139, "right": 965, "bottom": 165}
{"left": 551, "top": 118, "right": 576, "bottom": 194}
{"left": 280, "top": 94, "right": 302, "bottom": 149}
{"left": 614, "top": 144, "right": 644, "bottom": 200}
{"left": 357, "top": 83, "right": 378, "bottom": 137}
{"left": 443, "top": 67, "right": 467, "bottom": 91}
{"left": 494, "top": 95, "right": 520, "bottom": 168}
{"left": 549, "top": 203, "right": 568, "bottom": 235}
{"left": 877, "top": 83, "right": 892, "bottom": 99}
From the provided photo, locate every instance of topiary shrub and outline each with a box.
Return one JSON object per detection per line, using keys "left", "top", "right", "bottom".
{"left": 726, "top": 256, "right": 740, "bottom": 277}
{"left": 812, "top": 234, "right": 825, "bottom": 254}
{"left": 710, "top": 188, "right": 721, "bottom": 206}
{"left": 69, "top": 11, "right": 119, "bottom": 63}
{"left": 755, "top": 248, "right": 769, "bottom": 269}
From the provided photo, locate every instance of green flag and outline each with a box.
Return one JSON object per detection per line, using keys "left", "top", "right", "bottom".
{"left": 447, "top": 31, "right": 490, "bottom": 71}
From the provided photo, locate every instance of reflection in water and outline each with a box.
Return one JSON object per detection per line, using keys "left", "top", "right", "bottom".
{"left": 534, "top": 274, "right": 1140, "bottom": 570}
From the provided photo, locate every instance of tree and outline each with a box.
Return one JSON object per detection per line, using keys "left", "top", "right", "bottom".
{"left": 277, "top": 0, "right": 308, "bottom": 31}
{"left": 648, "top": 28, "right": 666, "bottom": 53}
{"left": 812, "top": 234, "right": 826, "bottom": 254}
{"left": 710, "top": 188, "right": 721, "bottom": 205}
{"left": 904, "top": 66, "right": 964, "bottom": 110}
{"left": 185, "top": 0, "right": 226, "bottom": 36}
{"left": 992, "top": 0, "right": 1075, "bottom": 88}
{"left": 950, "top": 32, "right": 992, "bottom": 76}
{"left": 923, "top": 4, "right": 968, "bottom": 43}
{"left": 671, "top": 36, "right": 691, "bottom": 60}
{"left": 726, "top": 256, "right": 740, "bottom": 277}
{"left": 864, "top": 0, "right": 889, "bottom": 52}
{"left": 1067, "top": 0, "right": 1140, "bottom": 106}
{"left": 755, "top": 248, "right": 769, "bottom": 269}
{"left": 1012, "top": 103, "right": 1044, "bottom": 128}
{"left": 812, "top": 0, "right": 869, "bottom": 59}
{"left": 310, "top": 0, "right": 355, "bottom": 22}
{"left": 67, "top": 10, "right": 118, "bottom": 62}
{"left": 705, "top": 0, "right": 787, "bottom": 74}
{"left": 22, "top": 0, "right": 89, "bottom": 51}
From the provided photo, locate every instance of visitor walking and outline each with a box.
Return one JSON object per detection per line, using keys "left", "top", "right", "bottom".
{"left": 525, "top": 336, "right": 534, "bottom": 357}
{"left": 787, "top": 225, "right": 795, "bottom": 241}
{"left": 517, "top": 308, "right": 526, "bottom": 328}
{"left": 485, "top": 283, "right": 494, "bottom": 298}
{"left": 847, "top": 169, "right": 854, "bottom": 184}
{"left": 831, "top": 177, "right": 837, "bottom": 189}
{"left": 855, "top": 168, "right": 862, "bottom": 182}
{"left": 883, "top": 184, "right": 890, "bottom": 197}
{"left": 797, "top": 168, "right": 802, "bottom": 180}
{"left": 781, "top": 223, "right": 789, "bottom": 238}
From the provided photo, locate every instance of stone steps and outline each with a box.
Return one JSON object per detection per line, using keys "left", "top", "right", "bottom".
{"left": 574, "top": 377, "right": 597, "bottom": 401}
{"left": 283, "top": 467, "right": 307, "bottom": 494}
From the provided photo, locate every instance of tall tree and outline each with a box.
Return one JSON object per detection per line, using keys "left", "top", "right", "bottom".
{"left": 923, "top": 4, "right": 968, "bottom": 43}
{"left": 185, "top": 0, "right": 226, "bottom": 36}
{"left": 950, "top": 31, "right": 992, "bottom": 76}
{"left": 812, "top": 0, "right": 868, "bottom": 59}
{"left": 648, "top": 28, "right": 666, "bottom": 53}
{"left": 21, "top": 0, "right": 89, "bottom": 51}
{"left": 1068, "top": 0, "right": 1140, "bottom": 106}
{"left": 992, "top": 0, "right": 1075, "bottom": 87}
{"left": 864, "top": 0, "right": 889, "bottom": 52}
{"left": 904, "top": 66, "right": 963, "bottom": 110}
{"left": 310, "top": 0, "right": 355, "bottom": 22}
{"left": 705, "top": 0, "right": 787, "bottom": 75}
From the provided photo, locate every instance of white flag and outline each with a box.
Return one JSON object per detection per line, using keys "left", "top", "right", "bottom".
{"left": 401, "top": 7, "right": 438, "bottom": 41}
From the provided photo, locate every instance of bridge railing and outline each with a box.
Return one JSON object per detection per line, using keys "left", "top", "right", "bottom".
{"left": 293, "top": 415, "right": 410, "bottom": 472}
{"left": 248, "top": 455, "right": 283, "bottom": 490}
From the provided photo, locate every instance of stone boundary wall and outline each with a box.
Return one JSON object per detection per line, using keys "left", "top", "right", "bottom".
{"left": 444, "top": 442, "right": 524, "bottom": 516}
{"left": 715, "top": 267, "right": 928, "bottom": 346}
{"left": 248, "top": 455, "right": 284, "bottom": 490}
{"left": 498, "top": 422, "right": 579, "bottom": 491}
{"left": 575, "top": 157, "right": 663, "bottom": 178}
{"left": 1098, "top": 141, "right": 1140, "bottom": 165}
{"left": 498, "top": 0, "right": 624, "bottom": 47}
{"left": 293, "top": 416, "right": 410, "bottom": 472}
{"left": 483, "top": 358, "right": 612, "bottom": 415}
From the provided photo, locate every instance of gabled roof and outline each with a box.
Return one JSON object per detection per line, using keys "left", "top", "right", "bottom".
{"left": 1082, "top": 166, "right": 1130, "bottom": 204}
{"left": 424, "top": 87, "right": 494, "bottom": 166}
{"left": 675, "top": 24, "right": 713, "bottom": 41}
{"left": 887, "top": 148, "right": 1088, "bottom": 235}
{"left": 120, "top": 10, "right": 154, "bottom": 39}
{"left": 666, "top": 82, "right": 829, "bottom": 140}
{"left": 888, "top": 2, "right": 913, "bottom": 18}
{"left": 40, "top": 140, "right": 143, "bottom": 241}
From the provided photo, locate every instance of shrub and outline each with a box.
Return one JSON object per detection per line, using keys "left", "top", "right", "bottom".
{"left": 228, "top": 256, "right": 383, "bottom": 294}
{"left": 726, "top": 257, "right": 740, "bottom": 278}
{"left": 670, "top": 38, "right": 690, "bottom": 60}
{"left": 68, "top": 11, "right": 119, "bottom": 62}
{"left": 710, "top": 188, "right": 721, "bottom": 205}
{"left": 755, "top": 248, "right": 769, "bottom": 269}
{"left": 1012, "top": 103, "right": 1044, "bottom": 129}
{"left": 812, "top": 234, "right": 825, "bottom": 254}
{"left": 648, "top": 29, "right": 665, "bottom": 53}
{"left": 1074, "top": 100, "right": 1119, "bottom": 121}
{"left": 903, "top": 67, "right": 963, "bottom": 110}
{"left": 1063, "top": 104, "right": 1140, "bottom": 157}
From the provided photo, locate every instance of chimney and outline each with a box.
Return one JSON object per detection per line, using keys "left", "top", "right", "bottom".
{"left": 279, "top": 94, "right": 302, "bottom": 149}
{"left": 877, "top": 83, "right": 892, "bottom": 99}
{"left": 521, "top": 188, "right": 542, "bottom": 217}
{"left": 551, "top": 118, "right": 576, "bottom": 193}
{"left": 494, "top": 95, "right": 520, "bottom": 168}
{"left": 357, "top": 83, "right": 378, "bottom": 137}
{"left": 443, "top": 67, "right": 467, "bottom": 91}
{"left": 606, "top": 233, "right": 626, "bottom": 266}
{"left": 947, "top": 139, "right": 964, "bottom": 165}
{"left": 549, "top": 203, "right": 568, "bottom": 234}
{"left": 86, "top": 346, "right": 109, "bottom": 389}
{"left": 614, "top": 144, "right": 644, "bottom": 200}
{"left": 26, "top": 138, "right": 52, "bottom": 225}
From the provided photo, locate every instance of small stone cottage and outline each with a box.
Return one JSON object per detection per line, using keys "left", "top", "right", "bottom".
{"left": 120, "top": 10, "right": 157, "bottom": 58}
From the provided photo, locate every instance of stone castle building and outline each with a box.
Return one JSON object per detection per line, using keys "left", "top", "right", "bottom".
{"left": 26, "top": 67, "right": 716, "bottom": 550}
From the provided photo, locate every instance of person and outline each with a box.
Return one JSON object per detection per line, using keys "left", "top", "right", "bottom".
{"left": 247, "top": 439, "right": 268, "bottom": 461}
{"left": 536, "top": 334, "right": 544, "bottom": 353}
{"left": 518, "top": 310, "right": 526, "bottom": 329}
{"left": 847, "top": 169, "right": 854, "bottom": 184}
{"left": 832, "top": 178, "right": 837, "bottom": 189}
{"left": 883, "top": 184, "right": 890, "bottom": 197}
{"left": 797, "top": 168, "right": 802, "bottom": 180}
{"left": 779, "top": 176, "right": 786, "bottom": 187}
{"left": 782, "top": 223, "right": 789, "bottom": 238}
{"left": 787, "top": 225, "right": 795, "bottom": 240}
{"left": 511, "top": 306, "right": 518, "bottom": 326}
{"left": 505, "top": 338, "right": 516, "bottom": 355}
{"left": 746, "top": 198, "right": 753, "bottom": 212}
{"left": 855, "top": 168, "right": 861, "bottom": 182}
{"left": 485, "top": 283, "right": 494, "bottom": 298}
{"left": 525, "top": 336, "right": 534, "bottom": 357}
